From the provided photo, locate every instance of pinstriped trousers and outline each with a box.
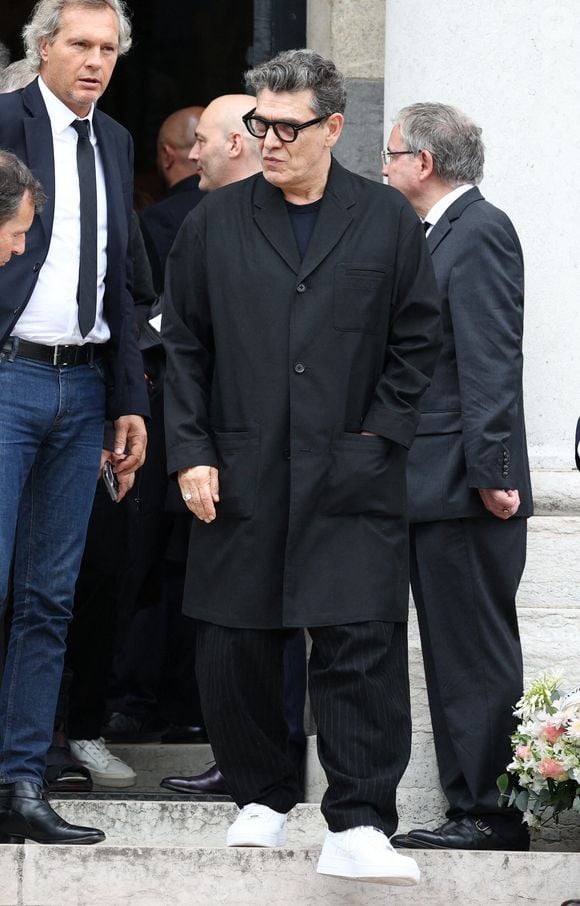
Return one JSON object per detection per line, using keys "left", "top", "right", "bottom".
{"left": 195, "top": 620, "right": 411, "bottom": 833}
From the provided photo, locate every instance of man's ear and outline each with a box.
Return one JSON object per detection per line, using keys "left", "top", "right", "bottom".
{"left": 159, "top": 143, "right": 175, "bottom": 171}
{"left": 418, "top": 149, "right": 435, "bottom": 181}
{"left": 228, "top": 131, "right": 243, "bottom": 158}
{"left": 325, "top": 112, "right": 344, "bottom": 148}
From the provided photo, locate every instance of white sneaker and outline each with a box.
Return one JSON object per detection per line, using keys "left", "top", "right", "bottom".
{"left": 317, "top": 826, "right": 420, "bottom": 886}
{"left": 69, "top": 737, "right": 136, "bottom": 788}
{"left": 226, "top": 803, "right": 288, "bottom": 847}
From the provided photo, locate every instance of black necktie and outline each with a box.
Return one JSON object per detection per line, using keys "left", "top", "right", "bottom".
{"left": 71, "top": 119, "right": 97, "bottom": 338}
{"left": 423, "top": 220, "right": 431, "bottom": 234}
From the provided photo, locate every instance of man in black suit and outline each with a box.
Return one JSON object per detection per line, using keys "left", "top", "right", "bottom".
{"left": 0, "top": 0, "right": 148, "bottom": 845}
{"left": 384, "top": 103, "right": 532, "bottom": 852}
{"left": 163, "top": 51, "right": 442, "bottom": 885}
{"left": 140, "top": 106, "right": 204, "bottom": 292}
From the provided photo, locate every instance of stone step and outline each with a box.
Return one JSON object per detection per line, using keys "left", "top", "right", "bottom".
{"left": 1, "top": 801, "right": 579, "bottom": 905}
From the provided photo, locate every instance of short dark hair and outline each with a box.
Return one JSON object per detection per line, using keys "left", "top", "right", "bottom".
{"left": 0, "top": 151, "right": 46, "bottom": 226}
{"left": 245, "top": 49, "right": 346, "bottom": 118}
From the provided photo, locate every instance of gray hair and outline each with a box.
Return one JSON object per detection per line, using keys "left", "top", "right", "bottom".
{"left": 23, "top": 0, "right": 132, "bottom": 70}
{"left": 0, "top": 151, "right": 46, "bottom": 226}
{"left": 245, "top": 49, "right": 346, "bottom": 118}
{"left": 0, "top": 60, "right": 37, "bottom": 93}
{"left": 395, "top": 102, "right": 484, "bottom": 186}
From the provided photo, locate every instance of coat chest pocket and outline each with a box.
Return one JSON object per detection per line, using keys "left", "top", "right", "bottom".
{"left": 214, "top": 428, "right": 260, "bottom": 519}
{"left": 333, "top": 263, "right": 391, "bottom": 334}
{"left": 322, "top": 432, "right": 407, "bottom": 516}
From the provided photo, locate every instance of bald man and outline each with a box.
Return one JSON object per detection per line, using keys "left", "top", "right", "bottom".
{"left": 189, "top": 94, "right": 262, "bottom": 191}
{"left": 140, "top": 105, "right": 205, "bottom": 291}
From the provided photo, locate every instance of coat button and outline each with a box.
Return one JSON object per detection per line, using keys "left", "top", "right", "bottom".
{"left": 296, "top": 283, "right": 306, "bottom": 293}
{"left": 294, "top": 363, "right": 305, "bottom": 374}
{"left": 32, "top": 262, "right": 41, "bottom": 272}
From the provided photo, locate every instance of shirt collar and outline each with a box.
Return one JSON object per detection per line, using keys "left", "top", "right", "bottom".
{"left": 38, "top": 76, "right": 96, "bottom": 137}
{"left": 424, "top": 183, "right": 473, "bottom": 229}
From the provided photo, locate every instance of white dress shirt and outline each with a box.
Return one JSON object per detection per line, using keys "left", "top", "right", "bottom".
{"left": 423, "top": 183, "right": 474, "bottom": 236}
{"left": 14, "top": 77, "right": 110, "bottom": 345}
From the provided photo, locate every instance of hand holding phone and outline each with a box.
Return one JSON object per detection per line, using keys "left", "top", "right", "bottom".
{"left": 103, "top": 460, "right": 120, "bottom": 502}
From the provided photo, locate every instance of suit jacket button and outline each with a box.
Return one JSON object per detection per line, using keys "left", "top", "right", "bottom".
{"left": 296, "top": 283, "right": 306, "bottom": 293}
{"left": 294, "top": 362, "right": 305, "bottom": 374}
{"left": 33, "top": 262, "right": 41, "bottom": 272}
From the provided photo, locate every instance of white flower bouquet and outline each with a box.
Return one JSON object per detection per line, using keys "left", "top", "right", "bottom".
{"left": 497, "top": 672, "right": 580, "bottom": 828}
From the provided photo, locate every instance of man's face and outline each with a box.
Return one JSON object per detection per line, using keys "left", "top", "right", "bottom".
{"left": 382, "top": 124, "right": 422, "bottom": 205}
{"left": 39, "top": 3, "right": 120, "bottom": 117}
{"left": 254, "top": 88, "right": 339, "bottom": 196}
{"left": 0, "top": 191, "right": 35, "bottom": 266}
{"left": 189, "top": 107, "right": 230, "bottom": 192}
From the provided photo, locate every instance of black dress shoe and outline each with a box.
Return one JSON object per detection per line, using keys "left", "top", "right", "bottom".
{"left": 101, "top": 711, "right": 167, "bottom": 743}
{"left": 161, "top": 724, "right": 209, "bottom": 745}
{"left": 391, "top": 816, "right": 530, "bottom": 852}
{"left": 160, "top": 764, "right": 229, "bottom": 795}
{"left": 0, "top": 782, "right": 105, "bottom": 845}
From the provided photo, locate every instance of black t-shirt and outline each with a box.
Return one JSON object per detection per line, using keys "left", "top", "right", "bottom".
{"left": 285, "top": 198, "right": 322, "bottom": 260}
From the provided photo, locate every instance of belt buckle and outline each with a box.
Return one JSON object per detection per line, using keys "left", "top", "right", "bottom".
{"left": 53, "top": 345, "right": 73, "bottom": 367}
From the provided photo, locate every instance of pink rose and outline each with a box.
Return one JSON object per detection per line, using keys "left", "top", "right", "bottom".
{"left": 516, "top": 745, "right": 531, "bottom": 759}
{"left": 538, "top": 758, "right": 567, "bottom": 780}
{"left": 543, "top": 724, "right": 565, "bottom": 744}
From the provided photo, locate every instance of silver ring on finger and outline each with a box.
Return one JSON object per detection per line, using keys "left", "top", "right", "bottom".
{"left": 182, "top": 492, "right": 193, "bottom": 501}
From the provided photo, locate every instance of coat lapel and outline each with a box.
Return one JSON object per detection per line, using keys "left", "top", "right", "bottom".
{"left": 22, "top": 80, "right": 55, "bottom": 245}
{"left": 252, "top": 157, "right": 354, "bottom": 278}
{"left": 92, "top": 111, "right": 124, "bottom": 267}
{"left": 428, "top": 186, "right": 483, "bottom": 254}
{"left": 298, "top": 162, "right": 354, "bottom": 281}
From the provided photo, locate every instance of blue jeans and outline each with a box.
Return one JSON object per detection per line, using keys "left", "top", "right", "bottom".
{"left": 0, "top": 353, "right": 105, "bottom": 783}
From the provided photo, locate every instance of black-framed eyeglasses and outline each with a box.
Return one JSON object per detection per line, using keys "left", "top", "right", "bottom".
{"left": 242, "top": 107, "right": 329, "bottom": 143}
{"left": 381, "top": 149, "right": 417, "bottom": 166}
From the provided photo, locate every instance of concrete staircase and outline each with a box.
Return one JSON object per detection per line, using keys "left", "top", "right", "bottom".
{"left": 2, "top": 471, "right": 579, "bottom": 904}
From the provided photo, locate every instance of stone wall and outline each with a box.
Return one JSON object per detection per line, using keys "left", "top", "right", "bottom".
{"left": 308, "top": 0, "right": 385, "bottom": 181}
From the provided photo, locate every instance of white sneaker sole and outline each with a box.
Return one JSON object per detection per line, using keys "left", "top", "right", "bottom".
{"left": 226, "top": 826, "right": 287, "bottom": 848}
{"left": 317, "top": 855, "right": 420, "bottom": 886}
{"left": 89, "top": 770, "right": 136, "bottom": 788}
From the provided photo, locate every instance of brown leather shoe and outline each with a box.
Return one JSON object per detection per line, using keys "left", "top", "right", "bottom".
{"left": 160, "top": 764, "right": 229, "bottom": 795}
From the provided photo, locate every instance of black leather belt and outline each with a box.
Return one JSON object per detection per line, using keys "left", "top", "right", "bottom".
{"left": 2, "top": 338, "right": 102, "bottom": 367}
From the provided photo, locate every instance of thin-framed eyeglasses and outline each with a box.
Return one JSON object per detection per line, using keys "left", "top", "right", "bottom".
{"left": 381, "top": 149, "right": 417, "bottom": 166}
{"left": 242, "top": 108, "right": 329, "bottom": 143}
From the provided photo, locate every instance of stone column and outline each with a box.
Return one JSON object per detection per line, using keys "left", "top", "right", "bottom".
{"left": 308, "top": 0, "right": 386, "bottom": 181}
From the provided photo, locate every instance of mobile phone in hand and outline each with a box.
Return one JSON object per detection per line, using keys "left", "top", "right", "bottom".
{"left": 103, "top": 460, "right": 119, "bottom": 502}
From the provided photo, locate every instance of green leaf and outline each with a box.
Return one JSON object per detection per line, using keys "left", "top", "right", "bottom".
{"left": 515, "top": 790, "right": 529, "bottom": 812}
{"left": 497, "top": 774, "right": 509, "bottom": 795}
{"left": 572, "top": 796, "right": 580, "bottom": 812}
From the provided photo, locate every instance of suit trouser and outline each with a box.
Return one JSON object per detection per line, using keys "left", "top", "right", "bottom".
{"left": 410, "top": 516, "right": 526, "bottom": 824}
{"left": 195, "top": 620, "right": 411, "bottom": 834}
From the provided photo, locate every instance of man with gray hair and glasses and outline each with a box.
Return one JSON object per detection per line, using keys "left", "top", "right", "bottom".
{"left": 0, "top": 150, "right": 45, "bottom": 266}
{"left": 163, "top": 50, "right": 441, "bottom": 885}
{"left": 383, "top": 103, "right": 532, "bottom": 853}
{"left": 0, "top": 0, "right": 149, "bottom": 846}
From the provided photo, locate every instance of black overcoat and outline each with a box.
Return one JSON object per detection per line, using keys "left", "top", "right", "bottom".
{"left": 163, "top": 159, "right": 441, "bottom": 628}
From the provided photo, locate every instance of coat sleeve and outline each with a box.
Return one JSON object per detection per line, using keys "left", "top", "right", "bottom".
{"left": 362, "top": 208, "right": 442, "bottom": 447}
{"left": 162, "top": 205, "right": 218, "bottom": 474}
{"left": 448, "top": 215, "right": 525, "bottom": 489}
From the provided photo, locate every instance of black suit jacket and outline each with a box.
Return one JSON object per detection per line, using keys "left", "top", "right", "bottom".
{"left": 407, "top": 187, "right": 533, "bottom": 522}
{"left": 140, "top": 175, "right": 204, "bottom": 293}
{"left": 0, "top": 79, "right": 149, "bottom": 420}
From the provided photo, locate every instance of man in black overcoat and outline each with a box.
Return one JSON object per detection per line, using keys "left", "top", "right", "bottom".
{"left": 163, "top": 50, "right": 442, "bottom": 886}
{"left": 384, "top": 103, "right": 532, "bottom": 853}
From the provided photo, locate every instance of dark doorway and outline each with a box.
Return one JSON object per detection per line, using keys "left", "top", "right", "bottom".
{"left": 0, "top": 1, "right": 306, "bottom": 200}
